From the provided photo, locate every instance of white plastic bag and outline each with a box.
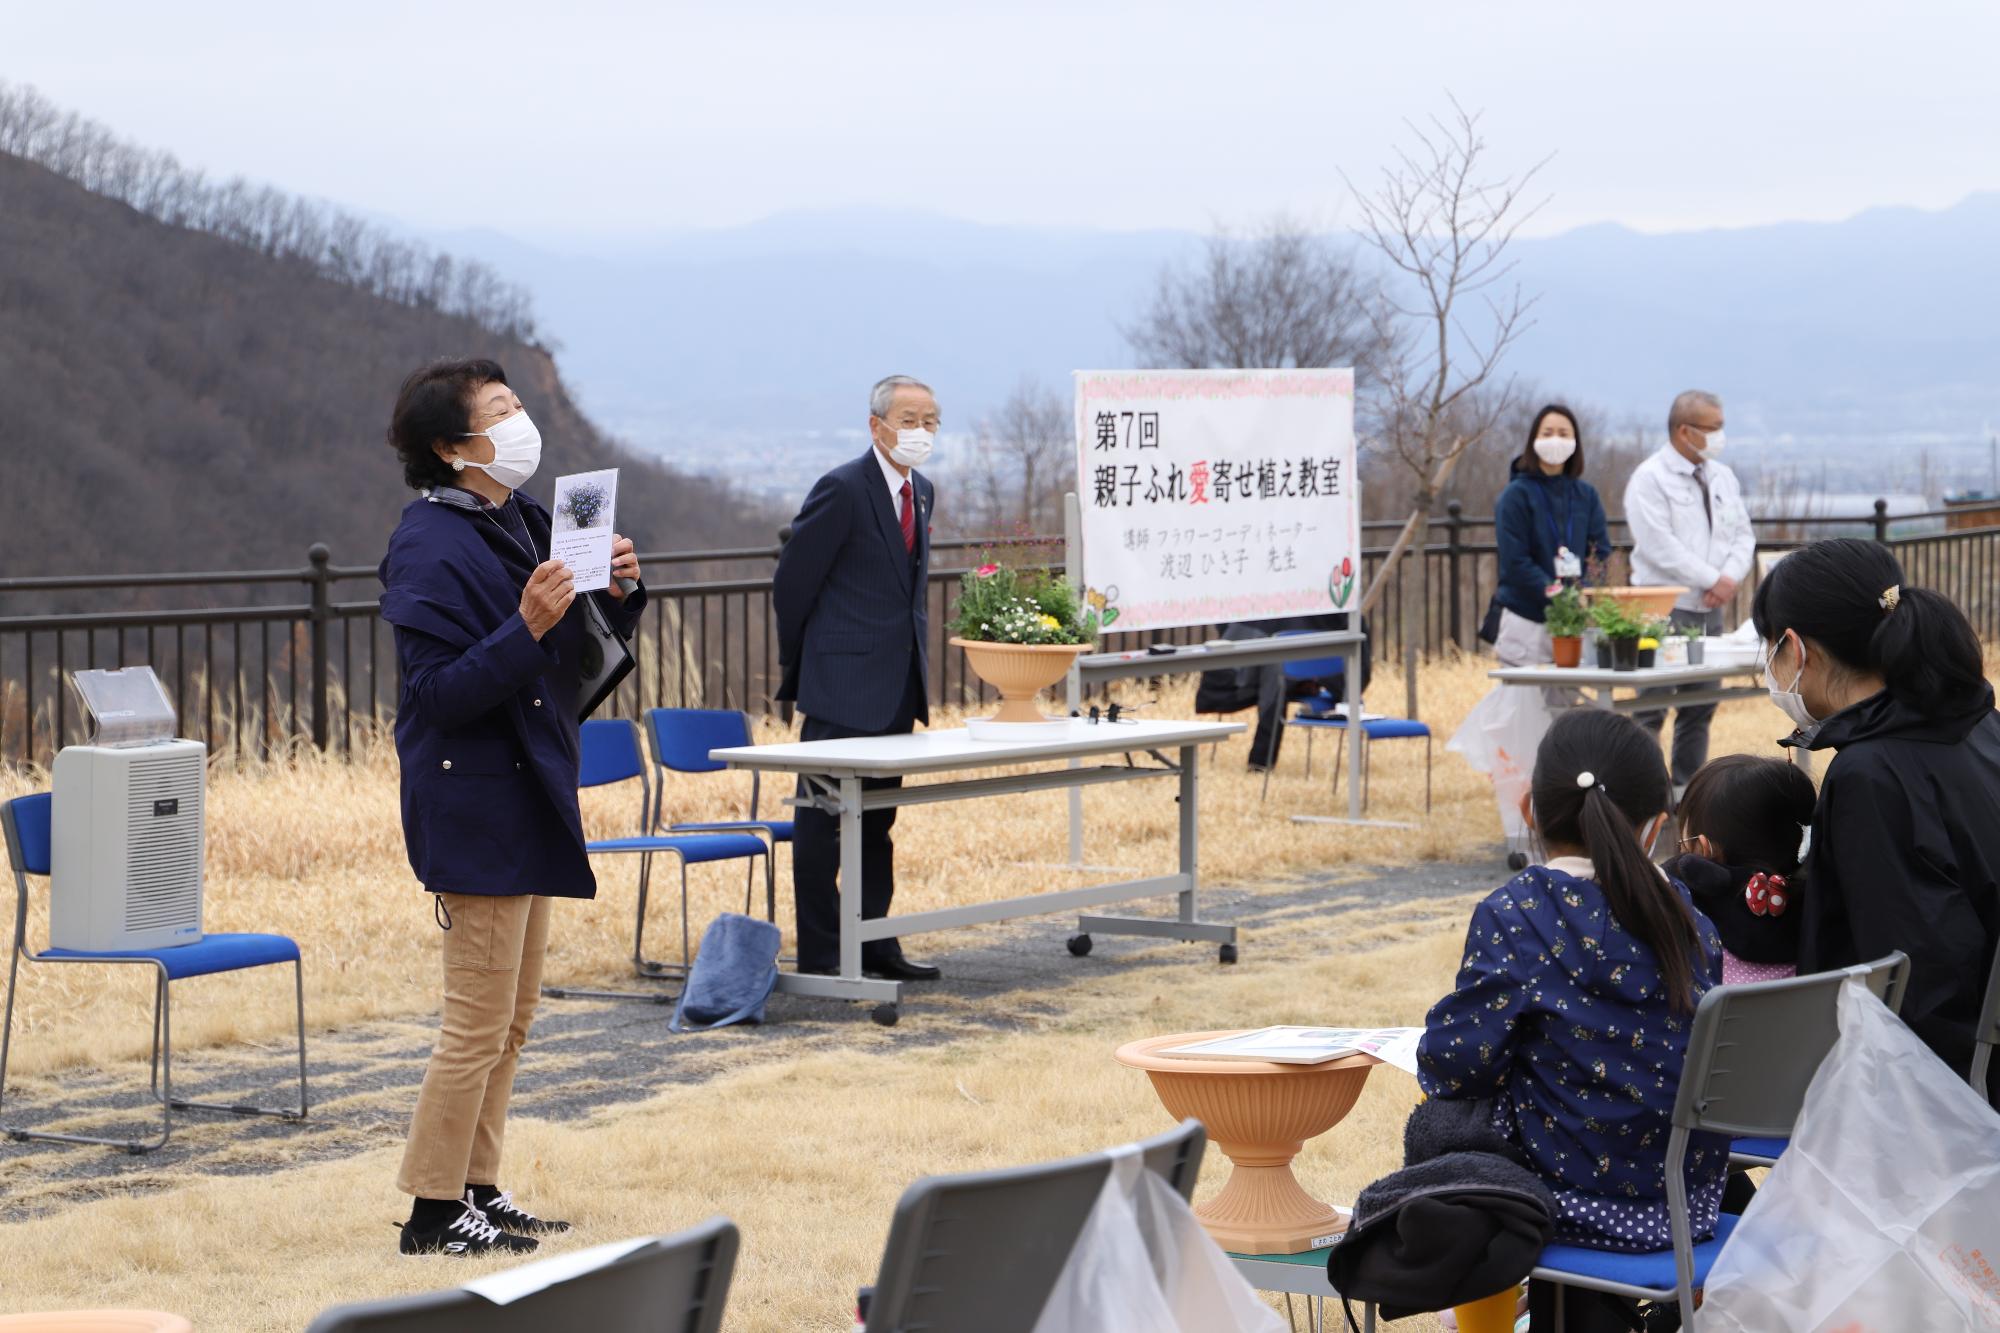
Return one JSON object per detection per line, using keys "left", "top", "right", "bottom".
{"left": 1447, "top": 684, "right": 1554, "bottom": 854}
{"left": 1031, "top": 1148, "right": 1284, "bottom": 1333}
{"left": 1698, "top": 980, "right": 2000, "bottom": 1332}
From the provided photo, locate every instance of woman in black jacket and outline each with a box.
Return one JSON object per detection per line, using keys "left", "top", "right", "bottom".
{"left": 1753, "top": 538, "right": 1999, "bottom": 1101}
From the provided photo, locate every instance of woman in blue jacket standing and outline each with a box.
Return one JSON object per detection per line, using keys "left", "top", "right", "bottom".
{"left": 378, "top": 358, "right": 644, "bottom": 1256}
{"left": 1491, "top": 406, "right": 1613, "bottom": 667}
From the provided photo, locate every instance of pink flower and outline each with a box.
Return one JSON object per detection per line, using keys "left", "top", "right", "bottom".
{"left": 974, "top": 563, "right": 1000, "bottom": 578}
{"left": 1546, "top": 582, "right": 1565, "bottom": 598}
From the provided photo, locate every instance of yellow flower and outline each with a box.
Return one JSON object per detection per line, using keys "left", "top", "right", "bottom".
{"left": 1038, "top": 614, "right": 1060, "bottom": 629}
{"left": 1638, "top": 637, "right": 1659, "bottom": 650}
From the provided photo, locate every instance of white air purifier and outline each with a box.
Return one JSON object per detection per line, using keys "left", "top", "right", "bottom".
{"left": 48, "top": 668, "right": 206, "bottom": 952}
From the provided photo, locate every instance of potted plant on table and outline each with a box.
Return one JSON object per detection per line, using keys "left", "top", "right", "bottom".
{"left": 1681, "top": 620, "right": 1706, "bottom": 665}
{"left": 1637, "top": 617, "right": 1667, "bottom": 669}
{"left": 1591, "top": 596, "right": 1648, "bottom": 672}
{"left": 1543, "top": 582, "right": 1589, "bottom": 668}
{"left": 948, "top": 560, "right": 1098, "bottom": 737}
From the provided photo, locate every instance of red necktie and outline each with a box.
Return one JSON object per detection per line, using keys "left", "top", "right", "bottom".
{"left": 899, "top": 480, "right": 915, "bottom": 554}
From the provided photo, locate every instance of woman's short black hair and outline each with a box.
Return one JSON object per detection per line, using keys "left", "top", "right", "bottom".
{"left": 1677, "top": 754, "right": 1816, "bottom": 874}
{"left": 386, "top": 358, "right": 509, "bottom": 490}
{"left": 1518, "top": 403, "right": 1585, "bottom": 478}
{"left": 1751, "top": 537, "right": 1987, "bottom": 719}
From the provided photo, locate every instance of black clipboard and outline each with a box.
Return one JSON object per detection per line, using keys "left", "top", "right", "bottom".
{"left": 575, "top": 591, "right": 636, "bottom": 721}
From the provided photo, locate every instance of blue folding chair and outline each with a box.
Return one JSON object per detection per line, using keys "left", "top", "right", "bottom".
{"left": 0, "top": 792, "right": 308, "bottom": 1153}
{"left": 1257, "top": 631, "right": 1430, "bottom": 813}
{"left": 1528, "top": 954, "right": 1909, "bottom": 1329}
{"left": 576, "top": 719, "right": 768, "bottom": 984}
{"left": 644, "top": 708, "right": 791, "bottom": 925}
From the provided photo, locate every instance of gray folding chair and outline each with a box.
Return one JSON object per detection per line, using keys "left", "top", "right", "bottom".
{"left": 1726, "top": 955, "right": 1910, "bottom": 1168}
{"left": 1528, "top": 952, "right": 1909, "bottom": 1331}
{"left": 304, "top": 1219, "right": 738, "bottom": 1333}
{"left": 1971, "top": 940, "right": 2000, "bottom": 1105}
{"left": 863, "top": 1119, "right": 1206, "bottom": 1333}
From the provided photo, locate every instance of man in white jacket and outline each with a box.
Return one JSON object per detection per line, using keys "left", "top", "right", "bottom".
{"left": 1625, "top": 389, "right": 1755, "bottom": 795}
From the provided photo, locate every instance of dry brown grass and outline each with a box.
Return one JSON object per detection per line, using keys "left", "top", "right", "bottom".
{"left": 0, "top": 653, "right": 1813, "bottom": 1077}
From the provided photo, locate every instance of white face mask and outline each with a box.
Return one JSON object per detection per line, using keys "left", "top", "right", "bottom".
{"left": 1533, "top": 437, "right": 1577, "bottom": 467}
{"left": 1763, "top": 633, "right": 1819, "bottom": 738}
{"left": 889, "top": 427, "right": 934, "bottom": 468}
{"left": 457, "top": 410, "right": 542, "bottom": 491}
{"left": 1695, "top": 427, "right": 1726, "bottom": 459}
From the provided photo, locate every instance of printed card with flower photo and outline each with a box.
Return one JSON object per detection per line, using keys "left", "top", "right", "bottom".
{"left": 550, "top": 468, "right": 618, "bottom": 592}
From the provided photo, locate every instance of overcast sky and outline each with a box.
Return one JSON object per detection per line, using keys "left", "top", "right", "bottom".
{"left": 9, "top": 1, "right": 1996, "bottom": 241}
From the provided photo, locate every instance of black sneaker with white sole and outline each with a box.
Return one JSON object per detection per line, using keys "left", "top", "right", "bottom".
{"left": 468, "top": 1187, "right": 572, "bottom": 1237}
{"left": 399, "top": 1202, "right": 540, "bottom": 1257}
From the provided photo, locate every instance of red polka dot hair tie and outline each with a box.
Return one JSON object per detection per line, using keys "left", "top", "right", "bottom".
{"left": 1744, "top": 872, "right": 1790, "bottom": 918}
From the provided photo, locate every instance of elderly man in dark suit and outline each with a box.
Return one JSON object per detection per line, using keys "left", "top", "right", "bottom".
{"left": 773, "top": 374, "right": 940, "bottom": 981}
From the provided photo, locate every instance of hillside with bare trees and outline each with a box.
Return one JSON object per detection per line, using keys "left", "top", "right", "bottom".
{"left": 0, "top": 136, "right": 776, "bottom": 586}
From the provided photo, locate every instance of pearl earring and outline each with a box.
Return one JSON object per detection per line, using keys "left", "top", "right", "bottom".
{"left": 451, "top": 458, "right": 466, "bottom": 472}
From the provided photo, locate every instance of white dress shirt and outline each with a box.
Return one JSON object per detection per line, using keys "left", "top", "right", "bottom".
{"left": 874, "top": 444, "right": 913, "bottom": 513}
{"left": 1624, "top": 446, "right": 1755, "bottom": 612}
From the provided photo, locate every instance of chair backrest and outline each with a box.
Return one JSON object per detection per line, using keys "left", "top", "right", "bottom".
{"left": 646, "top": 708, "right": 752, "bottom": 775}
{"left": 579, "top": 718, "right": 647, "bottom": 789}
{"left": 1274, "top": 628, "right": 1347, "bottom": 683}
{"left": 1671, "top": 952, "right": 1910, "bottom": 1139}
{"left": 2, "top": 793, "right": 51, "bottom": 879}
{"left": 1971, "top": 940, "right": 2000, "bottom": 1102}
{"left": 303, "top": 1220, "right": 739, "bottom": 1333}
{"left": 864, "top": 1119, "right": 1206, "bottom": 1333}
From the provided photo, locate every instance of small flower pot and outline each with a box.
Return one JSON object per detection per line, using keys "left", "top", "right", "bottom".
{"left": 1611, "top": 636, "right": 1641, "bottom": 671}
{"left": 1550, "top": 635, "right": 1583, "bottom": 668}
{"left": 1686, "top": 640, "right": 1706, "bottom": 665}
{"left": 1638, "top": 647, "right": 1657, "bottom": 669}
{"left": 1596, "top": 641, "right": 1613, "bottom": 669}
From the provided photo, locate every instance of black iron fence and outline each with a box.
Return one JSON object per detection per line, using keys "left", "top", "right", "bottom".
{"left": 4, "top": 499, "right": 1995, "bottom": 767}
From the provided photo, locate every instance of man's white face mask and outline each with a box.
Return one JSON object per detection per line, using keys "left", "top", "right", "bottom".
{"left": 1694, "top": 427, "right": 1727, "bottom": 459}
{"left": 889, "top": 427, "right": 934, "bottom": 468}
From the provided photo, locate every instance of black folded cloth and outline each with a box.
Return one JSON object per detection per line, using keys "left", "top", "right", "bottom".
{"left": 1327, "top": 1098, "right": 1555, "bottom": 1321}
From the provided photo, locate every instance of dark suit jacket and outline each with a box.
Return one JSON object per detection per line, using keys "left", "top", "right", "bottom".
{"left": 773, "top": 450, "right": 932, "bottom": 733}
{"left": 379, "top": 490, "right": 646, "bottom": 898}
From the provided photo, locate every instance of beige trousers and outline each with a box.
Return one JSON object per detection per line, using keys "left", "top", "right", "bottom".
{"left": 396, "top": 892, "right": 551, "bottom": 1200}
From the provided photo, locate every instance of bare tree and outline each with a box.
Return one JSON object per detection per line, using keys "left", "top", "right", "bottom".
{"left": 1125, "top": 216, "right": 1388, "bottom": 376}
{"left": 955, "top": 378, "right": 1072, "bottom": 536}
{"left": 1344, "top": 99, "right": 1547, "bottom": 705}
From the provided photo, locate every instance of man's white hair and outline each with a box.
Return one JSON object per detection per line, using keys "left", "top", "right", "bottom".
{"left": 870, "top": 374, "right": 935, "bottom": 420}
{"left": 1668, "top": 389, "right": 1722, "bottom": 436}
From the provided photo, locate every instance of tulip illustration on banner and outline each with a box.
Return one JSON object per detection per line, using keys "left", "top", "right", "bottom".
{"left": 1328, "top": 556, "right": 1355, "bottom": 609}
{"left": 1085, "top": 585, "right": 1120, "bottom": 627}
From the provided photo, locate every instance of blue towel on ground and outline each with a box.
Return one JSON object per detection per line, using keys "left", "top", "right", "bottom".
{"left": 670, "top": 913, "right": 782, "bottom": 1033}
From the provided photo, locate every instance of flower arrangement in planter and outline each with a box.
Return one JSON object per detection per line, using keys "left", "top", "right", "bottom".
{"left": 948, "top": 559, "right": 1099, "bottom": 733}
{"left": 1543, "top": 582, "right": 1589, "bottom": 668}
{"left": 1681, "top": 619, "right": 1706, "bottom": 665}
{"left": 1591, "top": 596, "right": 1651, "bottom": 671}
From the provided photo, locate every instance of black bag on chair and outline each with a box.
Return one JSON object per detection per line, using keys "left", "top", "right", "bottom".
{"left": 1478, "top": 595, "right": 1504, "bottom": 646}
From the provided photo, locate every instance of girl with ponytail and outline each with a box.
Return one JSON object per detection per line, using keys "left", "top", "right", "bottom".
{"left": 1753, "top": 537, "right": 2000, "bottom": 1102}
{"left": 1419, "top": 709, "right": 1727, "bottom": 1287}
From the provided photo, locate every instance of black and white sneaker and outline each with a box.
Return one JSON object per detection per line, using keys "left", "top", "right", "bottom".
{"left": 399, "top": 1202, "right": 540, "bottom": 1257}
{"left": 468, "top": 1188, "right": 572, "bottom": 1237}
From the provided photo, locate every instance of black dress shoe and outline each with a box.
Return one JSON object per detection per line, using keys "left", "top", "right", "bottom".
{"left": 867, "top": 955, "right": 942, "bottom": 981}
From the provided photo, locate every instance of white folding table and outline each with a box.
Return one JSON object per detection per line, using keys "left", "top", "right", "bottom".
{"left": 1487, "top": 659, "right": 1767, "bottom": 713}
{"left": 709, "top": 718, "right": 1245, "bottom": 1025}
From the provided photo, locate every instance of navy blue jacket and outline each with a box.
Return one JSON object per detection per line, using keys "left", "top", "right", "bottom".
{"left": 1493, "top": 460, "right": 1612, "bottom": 623}
{"left": 379, "top": 489, "right": 646, "bottom": 898}
{"left": 773, "top": 451, "right": 932, "bottom": 733}
{"left": 1419, "top": 862, "right": 1728, "bottom": 1253}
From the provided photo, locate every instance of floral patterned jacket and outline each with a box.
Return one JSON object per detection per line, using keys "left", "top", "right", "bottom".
{"left": 1417, "top": 857, "right": 1729, "bottom": 1252}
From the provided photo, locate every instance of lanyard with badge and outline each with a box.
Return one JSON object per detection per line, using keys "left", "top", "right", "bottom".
{"left": 1534, "top": 483, "right": 1583, "bottom": 579}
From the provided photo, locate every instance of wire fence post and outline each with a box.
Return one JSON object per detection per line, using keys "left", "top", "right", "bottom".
{"left": 307, "top": 543, "right": 331, "bottom": 751}
{"left": 1873, "top": 498, "right": 1890, "bottom": 544}
{"left": 1445, "top": 500, "right": 1465, "bottom": 650}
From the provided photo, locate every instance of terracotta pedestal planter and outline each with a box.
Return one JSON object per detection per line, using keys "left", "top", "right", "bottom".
{"left": 951, "top": 637, "right": 1089, "bottom": 725}
{"left": 1580, "top": 585, "right": 1688, "bottom": 620}
{"left": 1116, "top": 1031, "right": 1378, "bottom": 1254}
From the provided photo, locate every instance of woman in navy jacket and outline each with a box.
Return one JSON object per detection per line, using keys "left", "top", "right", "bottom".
{"left": 1491, "top": 405, "right": 1613, "bottom": 667}
{"left": 378, "top": 358, "right": 644, "bottom": 1256}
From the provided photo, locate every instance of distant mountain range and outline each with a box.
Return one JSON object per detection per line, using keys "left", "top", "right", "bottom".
{"left": 434, "top": 194, "right": 2000, "bottom": 501}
